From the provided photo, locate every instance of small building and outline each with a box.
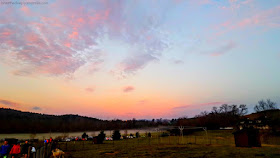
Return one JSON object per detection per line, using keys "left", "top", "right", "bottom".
{"left": 233, "top": 128, "right": 261, "bottom": 147}
{"left": 238, "top": 116, "right": 270, "bottom": 130}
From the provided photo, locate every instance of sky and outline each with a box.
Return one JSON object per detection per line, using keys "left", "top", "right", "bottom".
{"left": 0, "top": 0, "right": 279, "bottom": 119}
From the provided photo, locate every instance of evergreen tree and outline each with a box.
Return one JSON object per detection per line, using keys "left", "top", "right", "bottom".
{"left": 97, "top": 131, "right": 106, "bottom": 144}
{"left": 112, "top": 130, "right": 121, "bottom": 140}
{"left": 136, "top": 132, "right": 140, "bottom": 138}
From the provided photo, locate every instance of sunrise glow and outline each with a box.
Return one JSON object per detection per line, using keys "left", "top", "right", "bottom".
{"left": 0, "top": 0, "right": 279, "bottom": 119}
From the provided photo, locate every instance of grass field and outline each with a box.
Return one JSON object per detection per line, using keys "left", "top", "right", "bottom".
{"left": 56, "top": 130, "right": 280, "bottom": 158}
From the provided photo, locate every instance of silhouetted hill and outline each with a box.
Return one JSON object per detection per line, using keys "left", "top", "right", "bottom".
{"left": 176, "top": 104, "right": 280, "bottom": 131}
{"left": 244, "top": 109, "right": 280, "bottom": 120}
{"left": 0, "top": 108, "right": 156, "bottom": 133}
{"left": 244, "top": 109, "right": 280, "bottom": 132}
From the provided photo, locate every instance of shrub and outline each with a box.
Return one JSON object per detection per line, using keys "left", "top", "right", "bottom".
{"left": 136, "top": 132, "right": 140, "bottom": 138}
{"left": 97, "top": 131, "right": 106, "bottom": 144}
{"left": 112, "top": 130, "right": 121, "bottom": 140}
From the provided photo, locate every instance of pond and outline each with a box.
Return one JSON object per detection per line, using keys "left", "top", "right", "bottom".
{"left": 0, "top": 128, "right": 158, "bottom": 140}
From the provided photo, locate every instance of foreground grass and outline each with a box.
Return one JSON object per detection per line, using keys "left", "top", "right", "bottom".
{"left": 60, "top": 141, "right": 280, "bottom": 158}
{"left": 58, "top": 130, "right": 280, "bottom": 158}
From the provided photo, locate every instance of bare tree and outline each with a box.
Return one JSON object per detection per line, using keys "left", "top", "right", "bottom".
{"left": 238, "top": 104, "right": 248, "bottom": 116}
{"left": 219, "top": 104, "right": 230, "bottom": 113}
{"left": 211, "top": 106, "right": 219, "bottom": 114}
{"left": 254, "top": 99, "right": 278, "bottom": 112}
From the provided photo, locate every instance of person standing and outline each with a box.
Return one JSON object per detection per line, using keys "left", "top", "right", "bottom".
{"left": 9, "top": 142, "right": 20, "bottom": 158}
{"left": 30, "top": 146, "right": 36, "bottom": 158}
{"left": 0, "top": 141, "right": 10, "bottom": 158}
{"left": 21, "top": 141, "right": 30, "bottom": 158}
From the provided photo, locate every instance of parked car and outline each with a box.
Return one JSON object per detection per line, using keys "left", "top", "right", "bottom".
{"left": 105, "top": 137, "right": 113, "bottom": 141}
{"left": 87, "top": 136, "right": 93, "bottom": 140}
{"left": 65, "top": 138, "right": 71, "bottom": 142}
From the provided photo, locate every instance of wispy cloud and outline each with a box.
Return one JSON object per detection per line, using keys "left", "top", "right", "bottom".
{"left": 85, "top": 87, "right": 95, "bottom": 93}
{"left": 117, "top": 54, "right": 158, "bottom": 76}
{"left": 0, "top": 99, "right": 43, "bottom": 111}
{"left": 210, "top": 41, "right": 237, "bottom": 56}
{"left": 234, "top": 6, "right": 280, "bottom": 28}
{"left": 32, "top": 106, "right": 42, "bottom": 111}
{"left": 222, "top": 0, "right": 254, "bottom": 11}
{"left": 171, "top": 59, "right": 184, "bottom": 64}
{"left": 138, "top": 99, "right": 148, "bottom": 104}
{"left": 123, "top": 86, "right": 135, "bottom": 93}
{"left": 173, "top": 101, "right": 227, "bottom": 110}
{"left": 0, "top": 0, "right": 171, "bottom": 78}
{"left": 194, "top": 41, "right": 237, "bottom": 57}
{"left": 215, "top": 5, "right": 280, "bottom": 36}
{"left": 0, "top": 99, "right": 21, "bottom": 108}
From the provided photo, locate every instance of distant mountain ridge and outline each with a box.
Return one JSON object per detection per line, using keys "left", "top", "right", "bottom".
{"left": 0, "top": 108, "right": 154, "bottom": 133}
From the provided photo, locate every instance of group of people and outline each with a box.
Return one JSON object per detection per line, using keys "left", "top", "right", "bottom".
{"left": 0, "top": 140, "right": 31, "bottom": 158}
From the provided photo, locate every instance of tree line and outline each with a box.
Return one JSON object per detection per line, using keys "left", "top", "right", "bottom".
{"left": 0, "top": 108, "right": 158, "bottom": 133}
{"left": 176, "top": 99, "right": 279, "bottom": 130}
{"left": 0, "top": 99, "right": 278, "bottom": 133}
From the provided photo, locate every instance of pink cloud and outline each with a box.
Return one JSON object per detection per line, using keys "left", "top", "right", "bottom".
{"left": 220, "top": 0, "right": 254, "bottom": 11}
{"left": 32, "top": 106, "right": 42, "bottom": 111}
{"left": 196, "top": 0, "right": 213, "bottom": 5}
{"left": 123, "top": 86, "right": 135, "bottom": 93}
{"left": 20, "top": 6, "right": 31, "bottom": 15}
{"left": 0, "top": 1, "right": 170, "bottom": 78}
{"left": 0, "top": 30, "right": 12, "bottom": 37}
{"left": 215, "top": 6, "right": 280, "bottom": 37}
{"left": 121, "top": 54, "right": 158, "bottom": 73}
{"left": 0, "top": 98, "right": 44, "bottom": 112}
{"left": 0, "top": 10, "right": 103, "bottom": 77}
{"left": 85, "top": 87, "right": 95, "bottom": 93}
{"left": 64, "top": 42, "right": 72, "bottom": 47}
{"left": 111, "top": 53, "right": 159, "bottom": 79}
{"left": 179, "top": 0, "right": 214, "bottom": 6}
{"left": 210, "top": 41, "right": 237, "bottom": 56}
{"left": 68, "top": 31, "right": 79, "bottom": 39}
{"left": 241, "top": 6, "right": 280, "bottom": 28}
{"left": 171, "top": 59, "right": 184, "bottom": 64}
{"left": 138, "top": 99, "right": 148, "bottom": 104}
{"left": 173, "top": 101, "right": 227, "bottom": 110}
{"left": 0, "top": 99, "right": 22, "bottom": 108}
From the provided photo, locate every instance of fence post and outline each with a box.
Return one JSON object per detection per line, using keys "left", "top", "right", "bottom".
{"left": 36, "top": 148, "right": 39, "bottom": 158}
{"left": 66, "top": 142, "right": 68, "bottom": 151}
{"left": 41, "top": 146, "right": 45, "bottom": 158}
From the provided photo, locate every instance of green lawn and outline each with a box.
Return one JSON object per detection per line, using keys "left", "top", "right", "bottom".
{"left": 56, "top": 130, "right": 280, "bottom": 158}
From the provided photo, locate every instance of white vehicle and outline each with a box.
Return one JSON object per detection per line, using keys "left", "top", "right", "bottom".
{"left": 105, "top": 137, "right": 113, "bottom": 141}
